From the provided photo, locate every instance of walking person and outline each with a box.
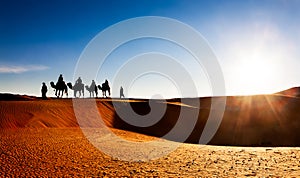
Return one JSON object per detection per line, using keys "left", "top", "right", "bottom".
{"left": 120, "top": 86, "right": 125, "bottom": 98}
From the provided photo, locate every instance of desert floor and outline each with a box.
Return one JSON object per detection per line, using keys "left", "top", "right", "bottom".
{"left": 1, "top": 95, "right": 300, "bottom": 176}
{"left": 1, "top": 128, "right": 300, "bottom": 177}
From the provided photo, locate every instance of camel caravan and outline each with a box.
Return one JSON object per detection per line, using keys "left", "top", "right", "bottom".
{"left": 50, "top": 74, "right": 110, "bottom": 98}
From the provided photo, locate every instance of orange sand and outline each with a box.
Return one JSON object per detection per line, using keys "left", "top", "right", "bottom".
{"left": 0, "top": 92, "right": 300, "bottom": 176}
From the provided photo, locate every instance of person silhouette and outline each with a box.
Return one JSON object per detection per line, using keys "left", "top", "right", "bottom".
{"left": 120, "top": 86, "right": 125, "bottom": 98}
{"left": 94, "top": 81, "right": 98, "bottom": 97}
{"left": 90, "top": 80, "right": 97, "bottom": 97}
{"left": 90, "top": 80, "right": 96, "bottom": 90}
{"left": 90, "top": 80, "right": 96, "bottom": 88}
{"left": 95, "top": 85, "right": 98, "bottom": 97}
{"left": 57, "top": 74, "right": 63, "bottom": 85}
{"left": 76, "top": 77, "right": 82, "bottom": 85}
{"left": 41, "top": 82, "right": 48, "bottom": 99}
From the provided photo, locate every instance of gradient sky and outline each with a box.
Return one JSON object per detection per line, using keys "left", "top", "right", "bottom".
{"left": 1, "top": 0, "right": 300, "bottom": 98}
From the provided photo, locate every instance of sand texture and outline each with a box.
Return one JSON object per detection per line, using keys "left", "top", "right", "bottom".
{"left": 1, "top": 128, "right": 300, "bottom": 177}
{"left": 0, "top": 93, "right": 300, "bottom": 176}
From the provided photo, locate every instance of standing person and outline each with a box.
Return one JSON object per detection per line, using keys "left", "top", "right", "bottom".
{"left": 41, "top": 82, "right": 48, "bottom": 99}
{"left": 94, "top": 81, "right": 98, "bottom": 97}
{"left": 120, "top": 86, "right": 125, "bottom": 98}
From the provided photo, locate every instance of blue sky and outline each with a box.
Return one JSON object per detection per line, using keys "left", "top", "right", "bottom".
{"left": 1, "top": 0, "right": 300, "bottom": 98}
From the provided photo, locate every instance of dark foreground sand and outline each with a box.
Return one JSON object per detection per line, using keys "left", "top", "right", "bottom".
{"left": 1, "top": 128, "right": 299, "bottom": 177}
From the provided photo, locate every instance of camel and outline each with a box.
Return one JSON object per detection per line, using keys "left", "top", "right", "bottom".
{"left": 85, "top": 85, "right": 98, "bottom": 98}
{"left": 67, "top": 82, "right": 84, "bottom": 98}
{"left": 50, "top": 81, "right": 68, "bottom": 98}
{"left": 98, "top": 81, "right": 110, "bottom": 97}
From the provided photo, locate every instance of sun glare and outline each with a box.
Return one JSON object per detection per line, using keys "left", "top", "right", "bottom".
{"left": 235, "top": 56, "right": 278, "bottom": 95}
{"left": 220, "top": 20, "right": 293, "bottom": 96}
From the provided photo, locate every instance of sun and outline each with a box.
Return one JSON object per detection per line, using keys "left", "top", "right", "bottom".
{"left": 235, "top": 57, "right": 278, "bottom": 95}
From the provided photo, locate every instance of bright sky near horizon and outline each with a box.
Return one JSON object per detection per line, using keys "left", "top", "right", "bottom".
{"left": 1, "top": 0, "right": 300, "bottom": 98}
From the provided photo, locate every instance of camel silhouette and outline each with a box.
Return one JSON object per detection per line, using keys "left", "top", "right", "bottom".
{"left": 85, "top": 85, "right": 98, "bottom": 98}
{"left": 50, "top": 81, "right": 68, "bottom": 98}
{"left": 98, "top": 80, "right": 110, "bottom": 97}
{"left": 67, "top": 82, "right": 84, "bottom": 98}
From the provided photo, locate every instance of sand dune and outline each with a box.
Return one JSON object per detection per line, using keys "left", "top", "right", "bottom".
{"left": 0, "top": 93, "right": 36, "bottom": 101}
{"left": 0, "top": 99, "right": 77, "bottom": 128}
{"left": 275, "top": 86, "right": 300, "bottom": 97}
{"left": 106, "top": 95, "right": 300, "bottom": 146}
{"left": 1, "top": 91, "right": 300, "bottom": 176}
{"left": 0, "top": 92, "right": 300, "bottom": 146}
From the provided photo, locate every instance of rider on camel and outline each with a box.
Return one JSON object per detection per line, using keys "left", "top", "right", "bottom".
{"left": 76, "top": 77, "right": 82, "bottom": 85}
{"left": 90, "top": 80, "right": 98, "bottom": 97}
{"left": 57, "top": 74, "right": 63, "bottom": 85}
{"left": 90, "top": 80, "right": 96, "bottom": 89}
